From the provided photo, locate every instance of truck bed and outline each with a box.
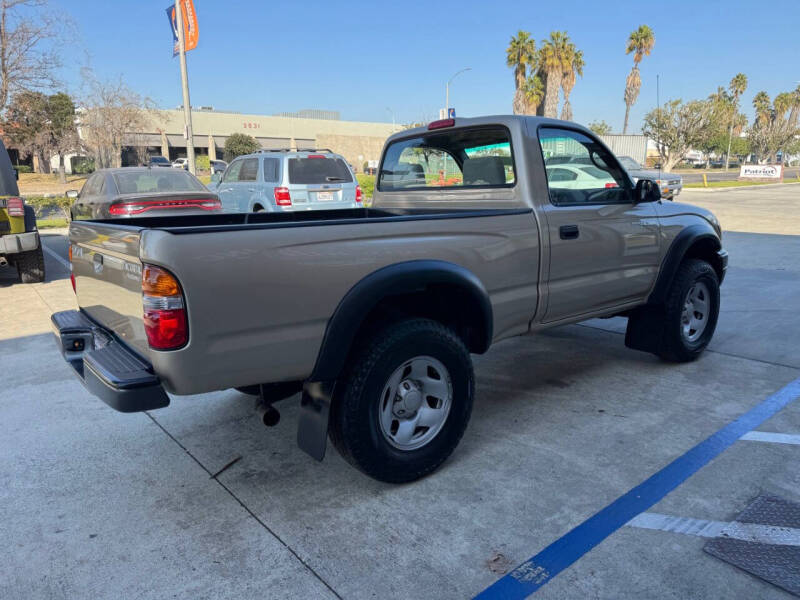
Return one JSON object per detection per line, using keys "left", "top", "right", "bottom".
{"left": 69, "top": 205, "right": 540, "bottom": 395}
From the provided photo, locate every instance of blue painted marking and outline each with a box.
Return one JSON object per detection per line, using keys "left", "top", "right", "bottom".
{"left": 474, "top": 377, "right": 800, "bottom": 599}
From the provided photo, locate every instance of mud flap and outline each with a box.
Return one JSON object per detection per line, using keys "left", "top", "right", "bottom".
{"left": 297, "top": 381, "right": 334, "bottom": 461}
{"left": 625, "top": 305, "right": 667, "bottom": 354}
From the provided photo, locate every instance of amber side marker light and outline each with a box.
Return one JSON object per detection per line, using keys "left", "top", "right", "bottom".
{"left": 142, "top": 265, "right": 188, "bottom": 350}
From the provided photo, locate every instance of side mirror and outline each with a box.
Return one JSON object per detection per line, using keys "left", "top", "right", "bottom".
{"left": 66, "top": 189, "right": 79, "bottom": 199}
{"left": 635, "top": 179, "right": 661, "bottom": 204}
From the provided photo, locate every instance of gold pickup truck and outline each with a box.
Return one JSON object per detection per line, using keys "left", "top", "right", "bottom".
{"left": 0, "top": 139, "right": 45, "bottom": 283}
{"left": 53, "top": 116, "right": 727, "bottom": 483}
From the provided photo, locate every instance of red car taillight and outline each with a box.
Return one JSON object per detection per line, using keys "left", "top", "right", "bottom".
{"left": 355, "top": 185, "right": 363, "bottom": 203}
{"left": 142, "top": 265, "right": 188, "bottom": 350}
{"left": 68, "top": 245, "right": 76, "bottom": 294}
{"left": 274, "top": 187, "right": 292, "bottom": 206}
{"left": 6, "top": 196, "right": 24, "bottom": 216}
{"left": 604, "top": 182, "right": 618, "bottom": 189}
{"left": 109, "top": 197, "right": 221, "bottom": 216}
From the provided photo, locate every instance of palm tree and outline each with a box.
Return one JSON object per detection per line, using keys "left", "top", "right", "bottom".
{"left": 724, "top": 73, "right": 747, "bottom": 170}
{"left": 560, "top": 46, "right": 584, "bottom": 121}
{"left": 538, "top": 31, "right": 572, "bottom": 118}
{"left": 788, "top": 85, "right": 800, "bottom": 129}
{"left": 622, "top": 25, "right": 655, "bottom": 134}
{"left": 506, "top": 31, "right": 537, "bottom": 115}
{"left": 753, "top": 91, "right": 771, "bottom": 125}
{"left": 523, "top": 74, "right": 544, "bottom": 115}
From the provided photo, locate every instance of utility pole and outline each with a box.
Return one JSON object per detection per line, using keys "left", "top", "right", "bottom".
{"left": 445, "top": 67, "right": 471, "bottom": 117}
{"left": 175, "top": 0, "right": 196, "bottom": 174}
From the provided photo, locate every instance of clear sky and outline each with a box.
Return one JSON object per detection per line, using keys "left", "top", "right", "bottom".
{"left": 52, "top": 0, "right": 800, "bottom": 132}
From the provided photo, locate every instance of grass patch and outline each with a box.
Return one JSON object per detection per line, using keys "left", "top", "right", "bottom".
{"left": 356, "top": 173, "right": 375, "bottom": 199}
{"left": 684, "top": 179, "right": 800, "bottom": 189}
{"left": 36, "top": 218, "right": 68, "bottom": 228}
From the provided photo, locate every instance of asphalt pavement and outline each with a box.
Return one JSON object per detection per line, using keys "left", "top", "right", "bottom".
{"left": 1, "top": 187, "right": 799, "bottom": 599}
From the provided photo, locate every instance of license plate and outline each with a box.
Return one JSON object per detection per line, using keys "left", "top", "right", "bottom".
{"left": 316, "top": 191, "right": 334, "bottom": 202}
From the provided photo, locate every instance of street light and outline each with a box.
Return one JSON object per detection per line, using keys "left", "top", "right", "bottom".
{"left": 445, "top": 67, "right": 471, "bottom": 116}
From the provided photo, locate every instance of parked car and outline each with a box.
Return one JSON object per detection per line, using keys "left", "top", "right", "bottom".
{"left": 53, "top": 116, "right": 727, "bottom": 483}
{"left": 209, "top": 149, "right": 362, "bottom": 213}
{"left": 210, "top": 159, "right": 227, "bottom": 174}
{"left": 545, "top": 164, "right": 618, "bottom": 189}
{"left": 617, "top": 155, "right": 682, "bottom": 199}
{"left": 0, "top": 138, "right": 44, "bottom": 283}
{"left": 146, "top": 156, "right": 171, "bottom": 168}
{"left": 172, "top": 157, "right": 188, "bottom": 170}
{"left": 67, "top": 167, "right": 221, "bottom": 219}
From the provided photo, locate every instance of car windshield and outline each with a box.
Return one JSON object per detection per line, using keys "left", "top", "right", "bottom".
{"left": 113, "top": 170, "right": 206, "bottom": 194}
{"left": 619, "top": 156, "right": 642, "bottom": 170}
{"left": 288, "top": 157, "right": 353, "bottom": 184}
{"left": 150, "top": 157, "right": 168, "bottom": 164}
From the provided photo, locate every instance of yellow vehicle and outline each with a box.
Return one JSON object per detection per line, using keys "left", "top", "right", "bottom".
{"left": 0, "top": 139, "right": 45, "bottom": 283}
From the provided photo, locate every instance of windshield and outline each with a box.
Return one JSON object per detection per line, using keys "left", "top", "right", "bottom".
{"left": 113, "top": 170, "right": 206, "bottom": 194}
{"left": 150, "top": 157, "right": 169, "bottom": 164}
{"left": 619, "top": 156, "right": 642, "bottom": 170}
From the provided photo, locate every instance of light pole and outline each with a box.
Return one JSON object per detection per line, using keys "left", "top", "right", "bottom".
{"left": 445, "top": 67, "right": 471, "bottom": 116}
{"left": 175, "top": 0, "right": 195, "bottom": 174}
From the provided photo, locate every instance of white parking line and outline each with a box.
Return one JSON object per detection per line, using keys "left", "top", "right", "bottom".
{"left": 740, "top": 431, "right": 800, "bottom": 445}
{"left": 627, "top": 512, "right": 800, "bottom": 546}
{"left": 42, "top": 244, "right": 70, "bottom": 270}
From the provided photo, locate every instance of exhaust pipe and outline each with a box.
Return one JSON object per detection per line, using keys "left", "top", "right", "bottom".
{"left": 256, "top": 399, "right": 280, "bottom": 427}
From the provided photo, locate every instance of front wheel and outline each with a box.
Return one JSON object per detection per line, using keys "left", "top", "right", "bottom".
{"left": 330, "top": 318, "right": 474, "bottom": 483}
{"left": 658, "top": 259, "right": 720, "bottom": 362}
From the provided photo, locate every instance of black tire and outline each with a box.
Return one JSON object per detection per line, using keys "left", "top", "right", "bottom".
{"left": 16, "top": 245, "right": 46, "bottom": 283}
{"left": 330, "top": 318, "right": 474, "bottom": 483}
{"left": 658, "top": 259, "right": 719, "bottom": 362}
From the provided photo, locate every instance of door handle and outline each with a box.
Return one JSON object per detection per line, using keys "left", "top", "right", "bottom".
{"left": 559, "top": 224, "right": 579, "bottom": 240}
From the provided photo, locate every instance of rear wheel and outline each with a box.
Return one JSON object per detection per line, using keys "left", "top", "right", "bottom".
{"left": 330, "top": 318, "right": 474, "bottom": 483}
{"left": 16, "top": 246, "right": 46, "bottom": 283}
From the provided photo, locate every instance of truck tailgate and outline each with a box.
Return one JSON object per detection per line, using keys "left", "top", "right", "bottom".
{"left": 69, "top": 221, "right": 149, "bottom": 356}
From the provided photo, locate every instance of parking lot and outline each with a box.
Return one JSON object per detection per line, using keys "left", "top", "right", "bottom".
{"left": 1, "top": 185, "right": 799, "bottom": 599}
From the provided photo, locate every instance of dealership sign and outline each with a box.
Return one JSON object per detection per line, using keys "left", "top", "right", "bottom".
{"left": 739, "top": 164, "right": 782, "bottom": 179}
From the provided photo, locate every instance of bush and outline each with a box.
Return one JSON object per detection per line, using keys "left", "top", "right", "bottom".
{"left": 196, "top": 154, "right": 210, "bottom": 172}
{"left": 25, "top": 195, "right": 74, "bottom": 220}
{"left": 224, "top": 133, "right": 260, "bottom": 162}
{"left": 356, "top": 174, "right": 375, "bottom": 199}
{"left": 71, "top": 157, "right": 95, "bottom": 174}
{"left": 14, "top": 164, "right": 32, "bottom": 173}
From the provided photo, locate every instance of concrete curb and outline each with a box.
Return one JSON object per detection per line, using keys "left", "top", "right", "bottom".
{"left": 682, "top": 182, "right": 800, "bottom": 193}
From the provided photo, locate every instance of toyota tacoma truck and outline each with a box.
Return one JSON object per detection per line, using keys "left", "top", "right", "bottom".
{"left": 52, "top": 116, "right": 727, "bottom": 483}
{"left": 0, "top": 138, "right": 45, "bottom": 283}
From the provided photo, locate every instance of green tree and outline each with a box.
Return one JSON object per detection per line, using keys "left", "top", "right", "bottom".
{"left": 749, "top": 91, "right": 799, "bottom": 163}
{"left": 45, "top": 92, "right": 78, "bottom": 183}
{"left": 642, "top": 99, "right": 712, "bottom": 171}
{"left": 223, "top": 133, "right": 259, "bottom": 161}
{"left": 523, "top": 73, "right": 544, "bottom": 115}
{"left": 560, "top": 45, "right": 584, "bottom": 121}
{"left": 622, "top": 25, "right": 655, "bottom": 134}
{"left": 506, "top": 31, "right": 537, "bottom": 115}
{"left": 537, "top": 31, "right": 572, "bottom": 118}
{"left": 724, "top": 73, "right": 747, "bottom": 170}
{"left": 588, "top": 120, "right": 612, "bottom": 135}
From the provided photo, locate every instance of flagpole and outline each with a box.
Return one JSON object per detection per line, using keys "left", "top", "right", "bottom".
{"left": 175, "top": 0, "right": 196, "bottom": 174}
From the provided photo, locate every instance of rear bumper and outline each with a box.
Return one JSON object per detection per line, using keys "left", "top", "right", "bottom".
{"left": 0, "top": 231, "right": 39, "bottom": 254}
{"left": 51, "top": 309, "right": 169, "bottom": 413}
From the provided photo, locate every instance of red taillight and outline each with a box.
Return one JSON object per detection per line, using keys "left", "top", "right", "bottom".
{"left": 428, "top": 119, "right": 455, "bottom": 130}
{"left": 142, "top": 264, "right": 188, "bottom": 350}
{"left": 274, "top": 187, "right": 292, "bottom": 206}
{"left": 355, "top": 185, "right": 363, "bottom": 203}
{"left": 604, "top": 182, "right": 618, "bottom": 188}
{"left": 69, "top": 245, "right": 76, "bottom": 294}
{"left": 6, "top": 196, "right": 24, "bottom": 216}
{"left": 109, "top": 197, "right": 221, "bottom": 216}
{"left": 306, "top": 154, "right": 326, "bottom": 159}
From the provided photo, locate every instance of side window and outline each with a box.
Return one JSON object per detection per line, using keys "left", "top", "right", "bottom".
{"left": 538, "top": 128, "right": 630, "bottom": 205}
{"left": 262, "top": 158, "right": 279, "bottom": 182}
{"left": 239, "top": 158, "right": 258, "bottom": 182}
{"left": 378, "top": 126, "right": 515, "bottom": 191}
{"left": 222, "top": 160, "right": 243, "bottom": 183}
{"left": 79, "top": 174, "right": 96, "bottom": 196}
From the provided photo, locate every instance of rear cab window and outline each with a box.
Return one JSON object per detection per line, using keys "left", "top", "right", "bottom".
{"left": 378, "top": 126, "right": 515, "bottom": 191}
{"left": 288, "top": 156, "right": 352, "bottom": 184}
